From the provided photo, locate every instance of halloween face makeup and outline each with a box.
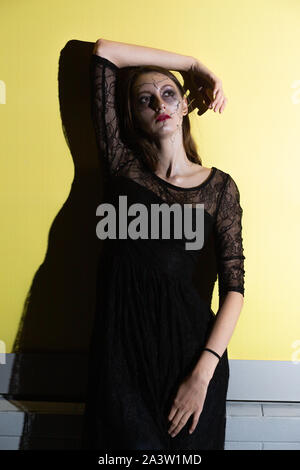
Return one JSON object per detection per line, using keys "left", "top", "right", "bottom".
{"left": 132, "top": 72, "right": 188, "bottom": 142}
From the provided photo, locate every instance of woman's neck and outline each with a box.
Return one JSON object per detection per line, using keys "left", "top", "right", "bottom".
{"left": 155, "top": 134, "right": 196, "bottom": 178}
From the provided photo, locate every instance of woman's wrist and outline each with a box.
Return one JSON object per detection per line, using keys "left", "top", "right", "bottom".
{"left": 191, "top": 350, "right": 220, "bottom": 384}
{"left": 190, "top": 58, "right": 216, "bottom": 82}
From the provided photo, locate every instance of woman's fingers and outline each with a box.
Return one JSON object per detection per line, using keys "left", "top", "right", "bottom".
{"left": 205, "top": 79, "right": 227, "bottom": 113}
{"left": 209, "top": 86, "right": 221, "bottom": 106}
{"left": 189, "top": 409, "right": 202, "bottom": 435}
{"left": 218, "top": 96, "right": 227, "bottom": 113}
{"left": 167, "top": 406, "right": 178, "bottom": 423}
{"left": 209, "top": 88, "right": 227, "bottom": 113}
{"left": 210, "top": 95, "right": 227, "bottom": 113}
{"left": 168, "top": 409, "right": 191, "bottom": 437}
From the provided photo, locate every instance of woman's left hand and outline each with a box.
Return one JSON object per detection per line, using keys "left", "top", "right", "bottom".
{"left": 181, "top": 60, "right": 227, "bottom": 116}
{"left": 167, "top": 371, "right": 210, "bottom": 437}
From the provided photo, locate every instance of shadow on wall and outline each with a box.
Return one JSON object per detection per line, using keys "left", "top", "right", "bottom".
{"left": 9, "top": 39, "right": 108, "bottom": 399}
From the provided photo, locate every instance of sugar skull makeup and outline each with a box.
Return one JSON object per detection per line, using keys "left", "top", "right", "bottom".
{"left": 132, "top": 72, "right": 188, "bottom": 143}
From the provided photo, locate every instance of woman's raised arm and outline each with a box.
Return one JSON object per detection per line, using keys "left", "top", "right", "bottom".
{"left": 90, "top": 41, "right": 135, "bottom": 176}
{"left": 94, "top": 38, "right": 227, "bottom": 114}
{"left": 94, "top": 38, "right": 197, "bottom": 72}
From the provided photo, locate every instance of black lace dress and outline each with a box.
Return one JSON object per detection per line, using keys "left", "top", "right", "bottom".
{"left": 81, "top": 53, "right": 245, "bottom": 451}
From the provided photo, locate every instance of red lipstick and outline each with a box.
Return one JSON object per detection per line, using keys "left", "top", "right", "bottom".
{"left": 156, "top": 113, "right": 171, "bottom": 122}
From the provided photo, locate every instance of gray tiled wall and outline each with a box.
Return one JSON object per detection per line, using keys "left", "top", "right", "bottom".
{"left": 0, "top": 396, "right": 300, "bottom": 450}
{"left": 225, "top": 401, "right": 300, "bottom": 450}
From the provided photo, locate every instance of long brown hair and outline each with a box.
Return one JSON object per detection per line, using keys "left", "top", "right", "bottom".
{"left": 116, "top": 65, "right": 202, "bottom": 172}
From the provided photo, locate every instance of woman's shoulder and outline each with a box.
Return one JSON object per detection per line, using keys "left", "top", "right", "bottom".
{"left": 212, "top": 165, "right": 237, "bottom": 182}
{"left": 212, "top": 166, "right": 242, "bottom": 197}
{"left": 207, "top": 165, "right": 229, "bottom": 186}
{"left": 211, "top": 165, "right": 228, "bottom": 177}
{"left": 210, "top": 166, "right": 243, "bottom": 197}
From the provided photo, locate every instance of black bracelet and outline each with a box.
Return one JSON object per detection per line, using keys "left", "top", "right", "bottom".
{"left": 202, "top": 348, "right": 221, "bottom": 361}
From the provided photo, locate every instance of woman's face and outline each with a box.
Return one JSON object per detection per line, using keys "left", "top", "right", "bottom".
{"left": 132, "top": 72, "right": 188, "bottom": 140}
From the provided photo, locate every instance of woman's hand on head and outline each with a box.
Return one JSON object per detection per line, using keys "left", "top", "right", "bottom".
{"left": 181, "top": 60, "right": 227, "bottom": 116}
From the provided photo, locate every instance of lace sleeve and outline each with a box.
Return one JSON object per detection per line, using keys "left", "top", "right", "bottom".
{"left": 90, "top": 53, "right": 134, "bottom": 176}
{"left": 214, "top": 173, "right": 245, "bottom": 298}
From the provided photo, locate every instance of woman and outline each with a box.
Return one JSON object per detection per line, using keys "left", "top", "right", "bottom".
{"left": 81, "top": 38, "right": 245, "bottom": 451}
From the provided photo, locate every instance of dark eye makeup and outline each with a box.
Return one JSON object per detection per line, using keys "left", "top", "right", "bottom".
{"left": 138, "top": 89, "right": 176, "bottom": 104}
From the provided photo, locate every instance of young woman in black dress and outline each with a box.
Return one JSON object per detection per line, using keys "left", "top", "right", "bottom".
{"left": 81, "top": 38, "right": 245, "bottom": 451}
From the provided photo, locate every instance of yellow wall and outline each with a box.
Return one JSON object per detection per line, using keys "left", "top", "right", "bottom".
{"left": 1, "top": 0, "right": 299, "bottom": 360}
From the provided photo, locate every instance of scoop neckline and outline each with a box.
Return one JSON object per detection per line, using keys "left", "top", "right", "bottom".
{"left": 151, "top": 166, "right": 217, "bottom": 191}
